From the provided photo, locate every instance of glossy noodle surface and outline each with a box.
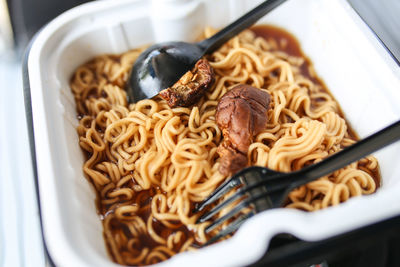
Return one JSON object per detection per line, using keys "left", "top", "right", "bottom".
{"left": 70, "top": 25, "right": 380, "bottom": 265}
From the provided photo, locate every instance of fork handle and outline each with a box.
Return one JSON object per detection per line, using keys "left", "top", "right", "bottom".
{"left": 291, "top": 120, "right": 400, "bottom": 189}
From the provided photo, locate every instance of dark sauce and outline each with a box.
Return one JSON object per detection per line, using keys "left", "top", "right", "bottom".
{"left": 252, "top": 25, "right": 322, "bottom": 88}
{"left": 105, "top": 190, "right": 195, "bottom": 244}
{"left": 251, "top": 25, "right": 380, "bottom": 187}
{"left": 101, "top": 187, "right": 199, "bottom": 265}
{"left": 252, "top": 25, "right": 357, "bottom": 135}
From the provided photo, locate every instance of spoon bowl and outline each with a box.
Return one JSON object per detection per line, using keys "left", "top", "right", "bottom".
{"left": 128, "top": 41, "right": 204, "bottom": 102}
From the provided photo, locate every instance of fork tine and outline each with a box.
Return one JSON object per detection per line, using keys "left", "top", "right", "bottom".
{"left": 196, "top": 188, "right": 245, "bottom": 223}
{"left": 197, "top": 171, "right": 288, "bottom": 224}
{"left": 195, "top": 167, "right": 284, "bottom": 214}
{"left": 205, "top": 196, "right": 254, "bottom": 233}
{"left": 203, "top": 211, "right": 255, "bottom": 246}
{"left": 204, "top": 184, "right": 288, "bottom": 234}
{"left": 193, "top": 173, "right": 243, "bottom": 213}
{"left": 194, "top": 167, "right": 263, "bottom": 215}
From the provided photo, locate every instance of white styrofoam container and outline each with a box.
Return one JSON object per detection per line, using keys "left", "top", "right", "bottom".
{"left": 26, "top": 0, "right": 400, "bottom": 266}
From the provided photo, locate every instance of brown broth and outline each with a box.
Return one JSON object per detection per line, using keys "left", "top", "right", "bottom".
{"left": 251, "top": 25, "right": 360, "bottom": 138}
{"left": 251, "top": 25, "right": 321, "bottom": 85}
{"left": 101, "top": 187, "right": 199, "bottom": 264}
{"left": 251, "top": 25, "right": 380, "bottom": 187}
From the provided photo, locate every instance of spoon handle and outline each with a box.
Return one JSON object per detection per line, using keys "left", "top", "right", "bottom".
{"left": 198, "top": 0, "right": 287, "bottom": 53}
{"left": 292, "top": 120, "right": 400, "bottom": 188}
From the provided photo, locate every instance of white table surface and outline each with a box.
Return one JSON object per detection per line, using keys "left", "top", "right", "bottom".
{"left": 0, "top": 0, "right": 399, "bottom": 267}
{"left": 0, "top": 52, "right": 45, "bottom": 267}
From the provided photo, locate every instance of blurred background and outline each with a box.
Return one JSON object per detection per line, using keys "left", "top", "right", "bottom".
{"left": 0, "top": 0, "right": 399, "bottom": 266}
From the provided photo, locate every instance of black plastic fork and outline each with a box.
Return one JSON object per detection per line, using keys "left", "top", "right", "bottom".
{"left": 194, "top": 120, "right": 400, "bottom": 245}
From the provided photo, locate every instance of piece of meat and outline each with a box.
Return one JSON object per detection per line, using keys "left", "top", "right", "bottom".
{"left": 216, "top": 84, "right": 270, "bottom": 175}
{"left": 217, "top": 141, "right": 248, "bottom": 175}
{"left": 159, "top": 59, "right": 215, "bottom": 108}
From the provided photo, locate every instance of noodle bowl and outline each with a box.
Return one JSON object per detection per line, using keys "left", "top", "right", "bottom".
{"left": 70, "top": 25, "right": 380, "bottom": 265}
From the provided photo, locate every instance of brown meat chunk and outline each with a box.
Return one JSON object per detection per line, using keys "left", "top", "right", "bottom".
{"left": 216, "top": 84, "right": 270, "bottom": 175}
{"left": 217, "top": 141, "right": 248, "bottom": 175}
{"left": 159, "top": 59, "right": 215, "bottom": 108}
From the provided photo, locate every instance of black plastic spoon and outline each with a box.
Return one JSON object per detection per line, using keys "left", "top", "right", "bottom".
{"left": 127, "top": 0, "right": 287, "bottom": 103}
